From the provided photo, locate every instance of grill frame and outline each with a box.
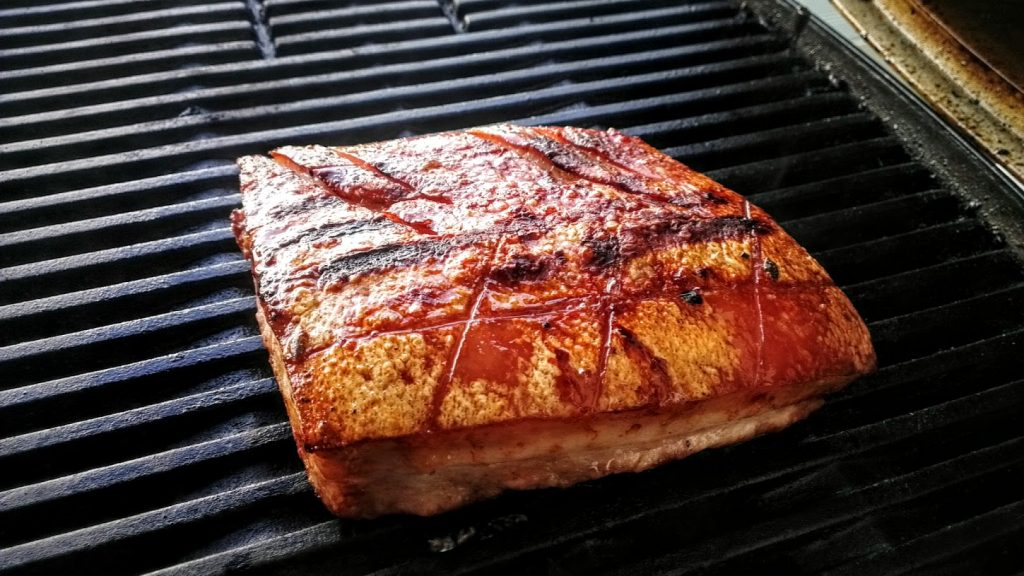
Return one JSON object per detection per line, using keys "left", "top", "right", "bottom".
{"left": 2, "top": 0, "right": 1024, "bottom": 574}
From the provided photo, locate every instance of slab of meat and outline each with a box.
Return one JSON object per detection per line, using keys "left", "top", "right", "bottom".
{"left": 232, "top": 125, "right": 875, "bottom": 518}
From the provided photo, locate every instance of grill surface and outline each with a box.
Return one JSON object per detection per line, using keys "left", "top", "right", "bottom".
{"left": 2, "top": 0, "right": 1024, "bottom": 574}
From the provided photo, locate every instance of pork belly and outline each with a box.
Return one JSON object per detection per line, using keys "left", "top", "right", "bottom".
{"left": 232, "top": 124, "right": 875, "bottom": 517}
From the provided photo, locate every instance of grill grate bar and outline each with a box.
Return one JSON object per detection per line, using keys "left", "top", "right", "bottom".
{"left": 0, "top": 35, "right": 786, "bottom": 165}
{"left": 1, "top": 41, "right": 258, "bottom": 94}
{"left": 814, "top": 220, "right": 998, "bottom": 286}
{"left": 0, "top": 296, "right": 256, "bottom": 387}
{"left": 0, "top": 2, "right": 245, "bottom": 48}
{"left": 747, "top": 163, "right": 934, "bottom": 221}
{"left": 829, "top": 324, "right": 1024, "bottom": 409}
{"left": 0, "top": 21, "right": 254, "bottom": 71}
{"left": 0, "top": 378, "right": 276, "bottom": 459}
{"left": 705, "top": 136, "right": 909, "bottom": 191}
{"left": 650, "top": 431, "right": 1024, "bottom": 575}
{"left": 870, "top": 283, "right": 1024, "bottom": 365}
{"left": 843, "top": 249, "right": 1024, "bottom": 323}
{"left": 463, "top": 0, "right": 724, "bottom": 31}
{"left": 0, "top": 472, "right": 309, "bottom": 574}
{"left": 0, "top": 261, "right": 249, "bottom": 343}
{"left": 2, "top": 17, "right": 756, "bottom": 141}
{"left": 0, "top": 336, "right": 265, "bottom": 430}
{"left": 0, "top": 423, "right": 291, "bottom": 515}
{"left": 0, "top": 166, "right": 236, "bottom": 231}
{"left": 272, "top": 17, "right": 452, "bottom": 56}
{"left": 269, "top": 1, "right": 442, "bottom": 36}
{"left": 0, "top": 53, "right": 801, "bottom": 191}
{"left": 1, "top": 3, "right": 747, "bottom": 112}
{"left": 145, "top": 520, "right": 345, "bottom": 576}
{"left": 826, "top": 499, "right": 1024, "bottom": 576}
{"left": 783, "top": 190, "right": 960, "bottom": 252}
{"left": 663, "top": 112, "right": 886, "bottom": 171}
{"left": 0, "top": 0, "right": 227, "bottom": 23}
{"left": 624, "top": 91, "right": 858, "bottom": 146}
{"left": 0, "top": 195, "right": 239, "bottom": 267}
{"left": 0, "top": 228, "right": 237, "bottom": 304}
{"left": 520, "top": 69, "right": 829, "bottom": 129}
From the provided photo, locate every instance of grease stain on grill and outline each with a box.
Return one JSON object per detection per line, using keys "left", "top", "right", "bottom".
{"left": 243, "top": 0, "right": 276, "bottom": 59}
{"left": 427, "top": 513, "right": 529, "bottom": 553}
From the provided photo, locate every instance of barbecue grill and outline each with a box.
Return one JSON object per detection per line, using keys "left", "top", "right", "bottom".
{"left": 2, "top": 0, "right": 1023, "bottom": 573}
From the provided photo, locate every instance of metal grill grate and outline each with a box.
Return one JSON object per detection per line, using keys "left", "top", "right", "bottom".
{"left": 2, "top": 0, "right": 1023, "bottom": 574}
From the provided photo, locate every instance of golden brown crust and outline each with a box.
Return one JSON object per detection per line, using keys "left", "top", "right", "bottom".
{"left": 234, "top": 125, "right": 875, "bottom": 515}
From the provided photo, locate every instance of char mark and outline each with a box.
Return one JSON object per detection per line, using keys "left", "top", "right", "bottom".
{"left": 270, "top": 216, "right": 398, "bottom": 251}
{"left": 319, "top": 237, "right": 458, "bottom": 286}
{"left": 619, "top": 215, "right": 773, "bottom": 258}
{"left": 264, "top": 193, "right": 344, "bottom": 221}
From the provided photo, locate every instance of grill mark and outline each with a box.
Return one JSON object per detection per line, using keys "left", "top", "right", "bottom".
{"left": 542, "top": 128, "right": 650, "bottom": 177}
{"left": 318, "top": 238, "right": 458, "bottom": 287}
{"left": 471, "top": 128, "right": 673, "bottom": 206}
{"left": 745, "top": 200, "right": 767, "bottom": 388}
{"left": 267, "top": 216, "right": 397, "bottom": 251}
{"left": 614, "top": 215, "right": 771, "bottom": 265}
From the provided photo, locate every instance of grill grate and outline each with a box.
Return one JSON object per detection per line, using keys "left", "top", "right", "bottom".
{"left": 2, "top": 0, "right": 1023, "bottom": 574}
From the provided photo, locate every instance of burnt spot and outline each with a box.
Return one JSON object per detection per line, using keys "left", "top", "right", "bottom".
{"left": 764, "top": 259, "right": 780, "bottom": 281}
{"left": 491, "top": 255, "right": 551, "bottom": 285}
{"left": 318, "top": 238, "right": 457, "bottom": 287}
{"left": 583, "top": 237, "right": 620, "bottom": 269}
{"left": 680, "top": 290, "right": 703, "bottom": 305}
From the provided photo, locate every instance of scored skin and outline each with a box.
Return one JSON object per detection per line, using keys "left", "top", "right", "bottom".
{"left": 234, "top": 125, "right": 876, "bottom": 515}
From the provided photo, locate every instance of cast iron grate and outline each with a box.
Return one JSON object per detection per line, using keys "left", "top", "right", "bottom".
{"left": 1, "top": 0, "right": 1023, "bottom": 574}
